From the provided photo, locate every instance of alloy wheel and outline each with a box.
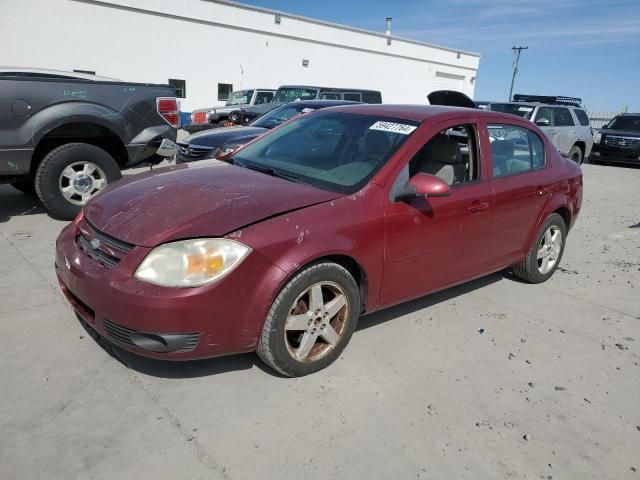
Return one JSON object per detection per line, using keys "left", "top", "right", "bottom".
{"left": 537, "top": 225, "right": 563, "bottom": 274}
{"left": 284, "top": 281, "right": 349, "bottom": 363}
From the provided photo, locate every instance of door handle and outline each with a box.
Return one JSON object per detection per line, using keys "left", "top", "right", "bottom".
{"left": 467, "top": 201, "right": 490, "bottom": 213}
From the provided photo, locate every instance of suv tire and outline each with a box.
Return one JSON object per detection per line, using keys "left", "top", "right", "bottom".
{"left": 568, "top": 145, "right": 583, "bottom": 164}
{"left": 35, "top": 143, "right": 121, "bottom": 220}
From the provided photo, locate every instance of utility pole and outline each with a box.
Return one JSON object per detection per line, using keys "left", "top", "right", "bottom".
{"left": 508, "top": 46, "right": 528, "bottom": 101}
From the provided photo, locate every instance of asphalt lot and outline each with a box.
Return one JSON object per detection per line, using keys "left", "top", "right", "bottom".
{"left": 1, "top": 162, "right": 639, "bottom": 480}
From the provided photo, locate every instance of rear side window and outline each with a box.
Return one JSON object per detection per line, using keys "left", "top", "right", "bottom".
{"left": 343, "top": 93, "right": 362, "bottom": 102}
{"left": 362, "top": 92, "right": 382, "bottom": 104}
{"left": 320, "top": 93, "right": 341, "bottom": 100}
{"left": 554, "top": 108, "right": 575, "bottom": 126}
{"left": 574, "top": 109, "right": 590, "bottom": 126}
{"left": 488, "top": 124, "right": 545, "bottom": 178}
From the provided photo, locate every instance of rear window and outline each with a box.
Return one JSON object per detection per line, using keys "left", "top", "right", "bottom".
{"left": 362, "top": 92, "right": 382, "bottom": 104}
{"left": 574, "top": 109, "right": 590, "bottom": 126}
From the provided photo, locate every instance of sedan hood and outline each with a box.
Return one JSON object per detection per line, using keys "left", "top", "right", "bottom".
{"left": 84, "top": 161, "right": 342, "bottom": 247}
{"left": 185, "top": 126, "right": 267, "bottom": 148}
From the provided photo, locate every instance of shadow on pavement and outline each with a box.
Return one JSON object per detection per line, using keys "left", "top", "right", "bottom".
{"left": 356, "top": 272, "right": 504, "bottom": 331}
{"left": 0, "top": 185, "right": 47, "bottom": 223}
{"left": 76, "top": 271, "right": 507, "bottom": 379}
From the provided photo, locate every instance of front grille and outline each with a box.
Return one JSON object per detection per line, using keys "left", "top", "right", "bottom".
{"left": 77, "top": 234, "right": 119, "bottom": 268}
{"left": 192, "top": 111, "right": 207, "bottom": 124}
{"left": 604, "top": 135, "right": 640, "bottom": 149}
{"left": 178, "top": 144, "right": 215, "bottom": 159}
{"left": 76, "top": 221, "right": 135, "bottom": 269}
{"left": 104, "top": 319, "right": 200, "bottom": 352}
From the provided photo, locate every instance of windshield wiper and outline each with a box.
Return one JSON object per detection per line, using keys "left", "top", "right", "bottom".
{"left": 233, "top": 158, "right": 302, "bottom": 183}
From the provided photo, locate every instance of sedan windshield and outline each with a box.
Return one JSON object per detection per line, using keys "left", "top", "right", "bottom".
{"left": 234, "top": 111, "right": 419, "bottom": 194}
{"left": 226, "top": 90, "right": 254, "bottom": 106}
{"left": 273, "top": 88, "right": 318, "bottom": 103}
{"left": 487, "top": 103, "right": 535, "bottom": 120}
{"left": 606, "top": 116, "right": 640, "bottom": 131}
{"left": 251, "top": 104, "right": 317, "bottom": 129}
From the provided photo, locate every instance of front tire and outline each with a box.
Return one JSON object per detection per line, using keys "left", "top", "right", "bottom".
{"left": 512, "top": 213, "right": 567, "bottom": 283}
{"left": 568, "top": 145, "right": 583, "bottom": 164}
{"left": 257, "top": 262, "right": 360, "bottom": 377}
{"left": 35, "top": 143, "right": 121, "bottom": 220}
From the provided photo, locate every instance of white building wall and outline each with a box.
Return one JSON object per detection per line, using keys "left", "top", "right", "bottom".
{"left": 0, "top": 0, "right": 480, "bottom": 111}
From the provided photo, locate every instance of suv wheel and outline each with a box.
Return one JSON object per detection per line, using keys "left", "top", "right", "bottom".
{"left": 35, "top": 143, "right": 122, "bottom": 220}
{"left": 568, "top": 145, "right": 583, "bottom": 164}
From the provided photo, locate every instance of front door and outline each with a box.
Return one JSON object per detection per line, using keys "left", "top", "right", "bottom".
{"left": 380, "top": 119, "right": 495, "bottom": 306}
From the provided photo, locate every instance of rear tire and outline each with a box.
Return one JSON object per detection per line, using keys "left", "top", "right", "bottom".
{"left": 257, "top": 262, "right": 360, "bottom": 377}
{"left": 568, "top": 145, "right": 583, "bottom": 164}
{"left": 512, "top": 213, "right": 567, "bottom": 283}
{"left": 35, "top": 143, "right": 121, "bottom": 220}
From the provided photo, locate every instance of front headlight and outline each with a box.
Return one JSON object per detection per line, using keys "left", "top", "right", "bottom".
{"left": 134, "top": 238, "right": 251, "bottom": 287}
{"left": 593, "top": 131, "right": 602, "bottom": 144}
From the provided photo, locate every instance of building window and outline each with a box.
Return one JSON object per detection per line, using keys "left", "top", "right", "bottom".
{"left": 169, "top": 79, "right": 186, "bottom": 98}
{"left": 218, "top": 83, "right": 233, "bottom": 101}
{"left": 302, "top": 59, "right": 310, "bottom": 68}
{"left": 274, "top": 13, "right": 281, "bottom": 24}
{"left": 73, "top": 69, "right": 95, "bottom": 75}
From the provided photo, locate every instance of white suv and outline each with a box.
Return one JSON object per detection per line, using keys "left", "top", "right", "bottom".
{"left": 486, "top": 95, "right": 593, "bottom": 164}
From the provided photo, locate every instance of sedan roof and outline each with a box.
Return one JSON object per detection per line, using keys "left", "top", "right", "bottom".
{"left": 322, "top": 103, "right": 498, "bottom": 122}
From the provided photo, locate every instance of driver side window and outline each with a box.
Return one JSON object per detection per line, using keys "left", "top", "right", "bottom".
{"left": 408, "top": 124, "right": 479, "bottom": 186}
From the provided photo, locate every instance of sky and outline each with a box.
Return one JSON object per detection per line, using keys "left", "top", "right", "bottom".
{"left": 243, "top": 0, "right": 640, "bottom": 112}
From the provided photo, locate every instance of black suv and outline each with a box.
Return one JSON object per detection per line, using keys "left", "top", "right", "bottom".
{"left": 591, "top": 114, "right": 640, "bottom": 166}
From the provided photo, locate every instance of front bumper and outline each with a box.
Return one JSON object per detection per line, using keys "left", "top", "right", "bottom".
{"left": 591, "top": 144, "right": 640, "bottom": 165}
{"left": 55, "top": 221, "right": 287, "bottom": 360}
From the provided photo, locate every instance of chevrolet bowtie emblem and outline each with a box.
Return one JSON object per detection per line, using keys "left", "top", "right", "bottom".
{"left": 91, "top": 238, "right": 101, "bottom": 249}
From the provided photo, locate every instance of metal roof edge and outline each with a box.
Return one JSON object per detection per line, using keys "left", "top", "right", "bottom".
{"left": 207, "top": 0, "right": 481, "bottom": 58}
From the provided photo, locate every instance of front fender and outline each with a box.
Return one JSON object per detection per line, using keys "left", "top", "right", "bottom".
{"left": 232, "top": 186, "right": 386, "bottom": 312}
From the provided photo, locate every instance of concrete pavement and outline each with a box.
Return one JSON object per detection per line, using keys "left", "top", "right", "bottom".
{"left": 1, "top": 163, "right": 638, "bottom": 479}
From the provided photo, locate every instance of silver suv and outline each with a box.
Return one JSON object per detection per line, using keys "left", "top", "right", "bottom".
{"left": 486, "top": 95, "right": 593, "bottom": 164}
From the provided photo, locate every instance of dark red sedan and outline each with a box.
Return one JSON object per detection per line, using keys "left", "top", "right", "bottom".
{"left": 55, "top": 104, "right": 582, "bottom": 376}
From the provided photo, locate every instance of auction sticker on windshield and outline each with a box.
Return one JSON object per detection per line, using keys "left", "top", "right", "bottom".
{"left": 369, "top": 121, "right": 417, "bottom": 135}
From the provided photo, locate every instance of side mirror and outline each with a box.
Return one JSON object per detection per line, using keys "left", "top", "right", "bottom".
{"left": 393, "top": 173, "right": 451, "bottom": 202}
{"left": 535, "top": 118, "right": 550, "bottom": 127}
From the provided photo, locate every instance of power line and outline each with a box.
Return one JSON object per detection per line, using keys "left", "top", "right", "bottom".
{"left": 508, "top": 46, "right": 528, "bottom": 101}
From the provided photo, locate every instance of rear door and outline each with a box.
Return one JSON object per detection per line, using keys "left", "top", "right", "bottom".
{"left": 483, "top": 120, "right": 552, "bottom": 266}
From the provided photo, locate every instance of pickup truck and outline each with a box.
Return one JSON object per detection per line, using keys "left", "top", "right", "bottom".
{"left": 184, "top": 88, "right": 276, "bottom": 133}
{"left": 0, "top": 68, "right": 178, "bottom": 219}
